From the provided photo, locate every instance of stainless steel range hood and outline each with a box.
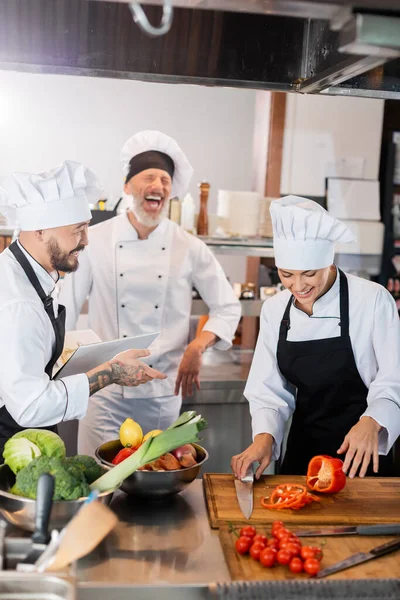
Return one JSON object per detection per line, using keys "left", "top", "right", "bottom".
{"left": 0, "top": 0, "right": 399, "bottom": 99}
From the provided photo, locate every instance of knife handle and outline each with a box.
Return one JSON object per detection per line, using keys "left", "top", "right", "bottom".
{"left": 357, "top": 524, "right": 400, "bottom": 536}
{"left": 370, "top": 538, "right": 400, "bottom": 558}
{"left": 32, "top": 473, "right": 55, "bottom": 545}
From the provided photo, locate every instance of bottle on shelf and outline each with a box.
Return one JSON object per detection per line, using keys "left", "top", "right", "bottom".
{"left": 197, "top": 182, "right": 210, "bottom": 236}
{"left": 181, "top": 193, "right": 196, "bottom": 233}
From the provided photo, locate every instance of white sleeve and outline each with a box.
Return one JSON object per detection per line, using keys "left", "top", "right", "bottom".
{"left": 0, "top": 302, "right": 89, "bottom": 427}
{"left": 244, "top": 301, "right": 296, "bottom": 461}
{"left": 58, "top": 249, "right": 93, "bottom": 332}
{"left": 362, "top": 288, "right": 400, "bottom": 454}
{"left": 192, "top": 241, "right": 241, "bottom": 350}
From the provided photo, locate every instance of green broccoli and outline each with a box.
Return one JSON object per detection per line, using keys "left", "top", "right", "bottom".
{"left": 15, "top": 456, "right": 90, "bottom": 500}
{"left": 65, "top": 455, "right": 104, "bottom": 484}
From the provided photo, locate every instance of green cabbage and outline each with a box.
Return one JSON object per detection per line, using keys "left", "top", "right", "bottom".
{"left": 3, "top": 429, "right": 66, "bottom": 474}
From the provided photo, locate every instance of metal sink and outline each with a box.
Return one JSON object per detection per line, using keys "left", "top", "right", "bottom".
{"left": 78, "top": 584, "right": 210, "bottom": 600}
{"left": 0, "top": 573, "right": 75, "bottom": 599}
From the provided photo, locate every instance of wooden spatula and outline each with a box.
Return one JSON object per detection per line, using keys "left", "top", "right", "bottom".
{"left": 45, "top": 500, "right": 117, "bottom": 571}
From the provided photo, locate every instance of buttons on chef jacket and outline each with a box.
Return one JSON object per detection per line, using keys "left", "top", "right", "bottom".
{"left": 121, "top": 304, "right": 125, "bottom": 308}
{"left": 155, "top": 305, "right": 159, "bottom": 309}
{"left": 158, "top": 275, "right": 162, "bottom": 279}
{"left": 119, "top": 245, "right": 123, "bottom": 249}
{"left": 162, "top": 247, "right": 166, "bottom": 251}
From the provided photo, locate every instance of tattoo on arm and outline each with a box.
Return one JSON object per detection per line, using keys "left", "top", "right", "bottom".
{"left": 86, "top": 361, "right": 149, "bottom": 395}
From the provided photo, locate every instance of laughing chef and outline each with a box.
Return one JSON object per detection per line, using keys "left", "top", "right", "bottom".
{"left": 60, "top": 131, "right": 241, "bottom": 455}
{"left": 0, "top": 161, "right": 166, "bottom": 458}
{"left": 232, "top": 196, "right": 400, "bottom": 480}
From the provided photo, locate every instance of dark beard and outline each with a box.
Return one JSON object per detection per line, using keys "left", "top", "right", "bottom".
{"left": 47, "top": 238, "right": 85, "bottom": 273}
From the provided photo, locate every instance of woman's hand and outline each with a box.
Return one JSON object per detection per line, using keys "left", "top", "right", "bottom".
{"left": 337, "top": 416, "right": 382, "bottom": 478}
{"left": 231, "top": 433, "right": 274, "bottom": 480}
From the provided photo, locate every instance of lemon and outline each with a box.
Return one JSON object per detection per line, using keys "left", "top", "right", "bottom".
{"left": 119, "top": 418, "right": 143, "bottom": 448}
{"left": 142, "top": 429, "right": 163, "bottom": 443}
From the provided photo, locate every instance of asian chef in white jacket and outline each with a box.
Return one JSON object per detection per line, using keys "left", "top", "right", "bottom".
{"left": 60, "top": 130, "right": 241, "bottom": 456}
{"left": 0, "top": 161, "right": 166, "bottom": 458}
{"left": 232, "top": 196, "right": 400, "bottom": 480}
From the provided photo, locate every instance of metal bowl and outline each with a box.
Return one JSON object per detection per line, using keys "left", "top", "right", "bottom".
{"left": 95, "top": 440, "right": 208, "bottom": 500}
{"left": 0, "top": 464, "right": 115, "bottom": 532}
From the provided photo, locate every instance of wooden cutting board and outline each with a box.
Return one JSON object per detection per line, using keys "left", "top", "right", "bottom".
{"left": 219, "top": 524, "right": 400, "bottom": 580}
{"left": 203, "top": 473, "right": 400, "bottom": 529}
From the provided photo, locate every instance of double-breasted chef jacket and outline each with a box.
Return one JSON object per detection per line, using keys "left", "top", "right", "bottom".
{"left": 59, "top": 211, "right": 241, "bottom": 453}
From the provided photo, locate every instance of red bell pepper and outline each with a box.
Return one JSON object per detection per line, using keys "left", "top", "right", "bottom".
{"left": 112, "top": 447, "right": 136, "bottom": 465}
{"left": 306, "top": 455, "right": 346, "bottom": 494}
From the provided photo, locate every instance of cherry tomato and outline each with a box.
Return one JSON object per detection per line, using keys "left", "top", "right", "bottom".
{"left": 235, "top": 536, "right": 252, "bottom": 555}
{"left": 249, "top": 542, "right": 266, "bottom": 561}
{"left": 285, "top": 543, "right": 302, "bottom": 558}
{"left": 240, "top": 526, "right": 256, "bottom": 539}
{"left": 267, "top": 538, "right": 280, "bottom": 551}
{"left": 277, "top": 549, "right": 292, "bottom": 565}
{"left": 303, "top": 557, "right": 321, "bottom": 576}
{"left": 260, "top": 547, "right": 277, "bottom": 568}
{"left": 272, "top": 520, "right": 285, "bottom": 530}
{"left": 310, "top": 546, "right": 323, "bottom": 561}
{"left": 253, "top": 534, "right": 268, "bottom": 546}
{"left": 301, "top": 546, "right": 318, "bottom": 561}
{"left": 289, "top": 557, "right": 304, "bottom": 574}
{"left": 275, "top": 528, "right": 291, "bottom": 541}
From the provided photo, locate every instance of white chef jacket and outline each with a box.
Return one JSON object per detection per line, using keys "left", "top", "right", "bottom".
{"left": 59, "top": 212, "right": 241, "bottom": 398}
{"left": 245, "top": 269, "right": 400, "bottom": 461}
{"left": 0, "top": 242, "right": 89, "bottom": 427}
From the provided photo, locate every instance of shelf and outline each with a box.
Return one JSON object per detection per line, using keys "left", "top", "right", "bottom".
{"left": 198, "top": 236, "right": 274, "bottom": 257}
{"left": 191, "top": 298, "right": 264, "bottom": 317}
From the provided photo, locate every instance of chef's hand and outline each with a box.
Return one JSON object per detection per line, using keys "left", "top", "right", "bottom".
{"left": 231, "top": 433, "right": 274, "bottom": 480}
{"left": 175, "top": 340, "right": 203, "bottom": 399}
{"left": 337, "top": 416, "right": 382, "bottom": 478}
{"left": 110, "top": 349, "right": 167, "bottom": 386}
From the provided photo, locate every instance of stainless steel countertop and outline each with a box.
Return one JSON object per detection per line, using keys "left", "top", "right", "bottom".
{"left": 76, "top": 480, "right": 230, "bottom": 586}
{"left": 189, "top": 348, "right": 253, "bottom": 393}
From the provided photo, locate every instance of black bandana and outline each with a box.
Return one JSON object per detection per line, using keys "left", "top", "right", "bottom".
{"left": 125, "top": 150, "right": 175, "bottom": 183}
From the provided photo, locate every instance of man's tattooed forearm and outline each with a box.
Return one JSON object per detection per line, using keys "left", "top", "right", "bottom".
{"left": 88, "top": 365, "right": 113, "bottom": 395}
{"left": 87, "top": 361, "right": 149, "bottom": 395}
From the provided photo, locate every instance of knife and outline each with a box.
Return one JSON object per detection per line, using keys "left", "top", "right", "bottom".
{"left": 295, "top": 524, "right": 400, "bottom": 537}
{"left": 316, "top": 537, "right": 400, "bottom": 578}
{"left": 17, "top": 473, "right": 54, "bottom": 570}
{"left": 234, "top": 465, "right": 254, "bottom": 520}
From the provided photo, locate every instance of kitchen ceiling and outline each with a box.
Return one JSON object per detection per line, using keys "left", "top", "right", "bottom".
{"left": 0, "top": 0, "right": 399, "bottom": 98}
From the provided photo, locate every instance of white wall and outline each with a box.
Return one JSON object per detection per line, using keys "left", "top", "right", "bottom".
{"left": 281, "top": 94, "right": 384, "bottom": 197}
{"left": 0, "top": 70, "right": 257, "bottom": 282}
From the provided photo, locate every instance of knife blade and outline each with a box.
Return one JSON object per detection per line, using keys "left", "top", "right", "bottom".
{"left": 234, "top": 465, "right": 254, "bottom": 520}
{"left": 295, "top": 524, "right": 400, "bottom": 537}
{"left": 316, "top": 537, "right": 400, "bottom": 578}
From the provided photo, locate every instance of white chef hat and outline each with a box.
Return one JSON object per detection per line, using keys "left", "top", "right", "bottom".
{"left": 270, "top": 195, "right": 356, "bottom": 270}
{"left": 0, "top": 160, "right": 101, "bottom": 231}
{"left": 120, "top": 130, "right": 193, "bottom": 198}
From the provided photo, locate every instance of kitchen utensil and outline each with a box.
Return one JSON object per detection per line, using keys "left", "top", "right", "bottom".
{"left": 96, "top": 441, "right": 208, "bottom": 500}
{"left": 0, "top": 464, "right": 114, "bottom": 532}
{"left": 45, "top": 498, "right": 118, "bottom": 572}
{"left": 234, "top": 465, "right": 254, "bottom": 520}
{"left": 295, "top": 524, "right": 400, "bottom": 537}
{"left": 0, "top": 573, "right": 74, "bottom": 599}
{"left": 0, "top": 520, "right": 6, "bottom": 570}
{"left": 316, "top": 538, "right": 400, "bottom": 578}
{"left": 17, "top": 473, "right": 54, "bottom": 569}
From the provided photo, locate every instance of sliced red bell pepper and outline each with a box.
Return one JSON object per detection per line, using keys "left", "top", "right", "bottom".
{"left": 112, "top": 447, "right": 136, "bottom": 465}
{"left": 306, "top": 454, "right": 346, "bottom": 494}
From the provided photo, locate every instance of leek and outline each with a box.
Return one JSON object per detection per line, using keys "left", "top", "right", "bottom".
{"left": 91, "top": 415, "right": 207, "bottom": 493}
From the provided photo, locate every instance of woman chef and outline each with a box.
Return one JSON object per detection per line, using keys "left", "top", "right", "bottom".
{"left": 232, "top": 196, "right": 400, "bottom": 480}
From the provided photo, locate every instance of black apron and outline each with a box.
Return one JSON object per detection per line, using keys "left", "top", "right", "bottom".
{"left": 277, "top": 269, "right": 393, "bottom": 476}
{"left": 0, "top": 242, "right": 66, "bottom": 459}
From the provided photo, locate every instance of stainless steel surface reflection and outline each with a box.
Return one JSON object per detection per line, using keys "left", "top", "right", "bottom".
{"left": 76, "top": 480, "right": 230, "bottom": 585}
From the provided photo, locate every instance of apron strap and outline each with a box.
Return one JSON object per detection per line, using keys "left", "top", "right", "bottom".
{"left": 338, "top": 269, "right": 350, "bottom": 338}
{"left": 9, "top": 241, "right": 57, "bottom": 322}
{"left": 278, "top": 296, "right": 293, "bottom": 342}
